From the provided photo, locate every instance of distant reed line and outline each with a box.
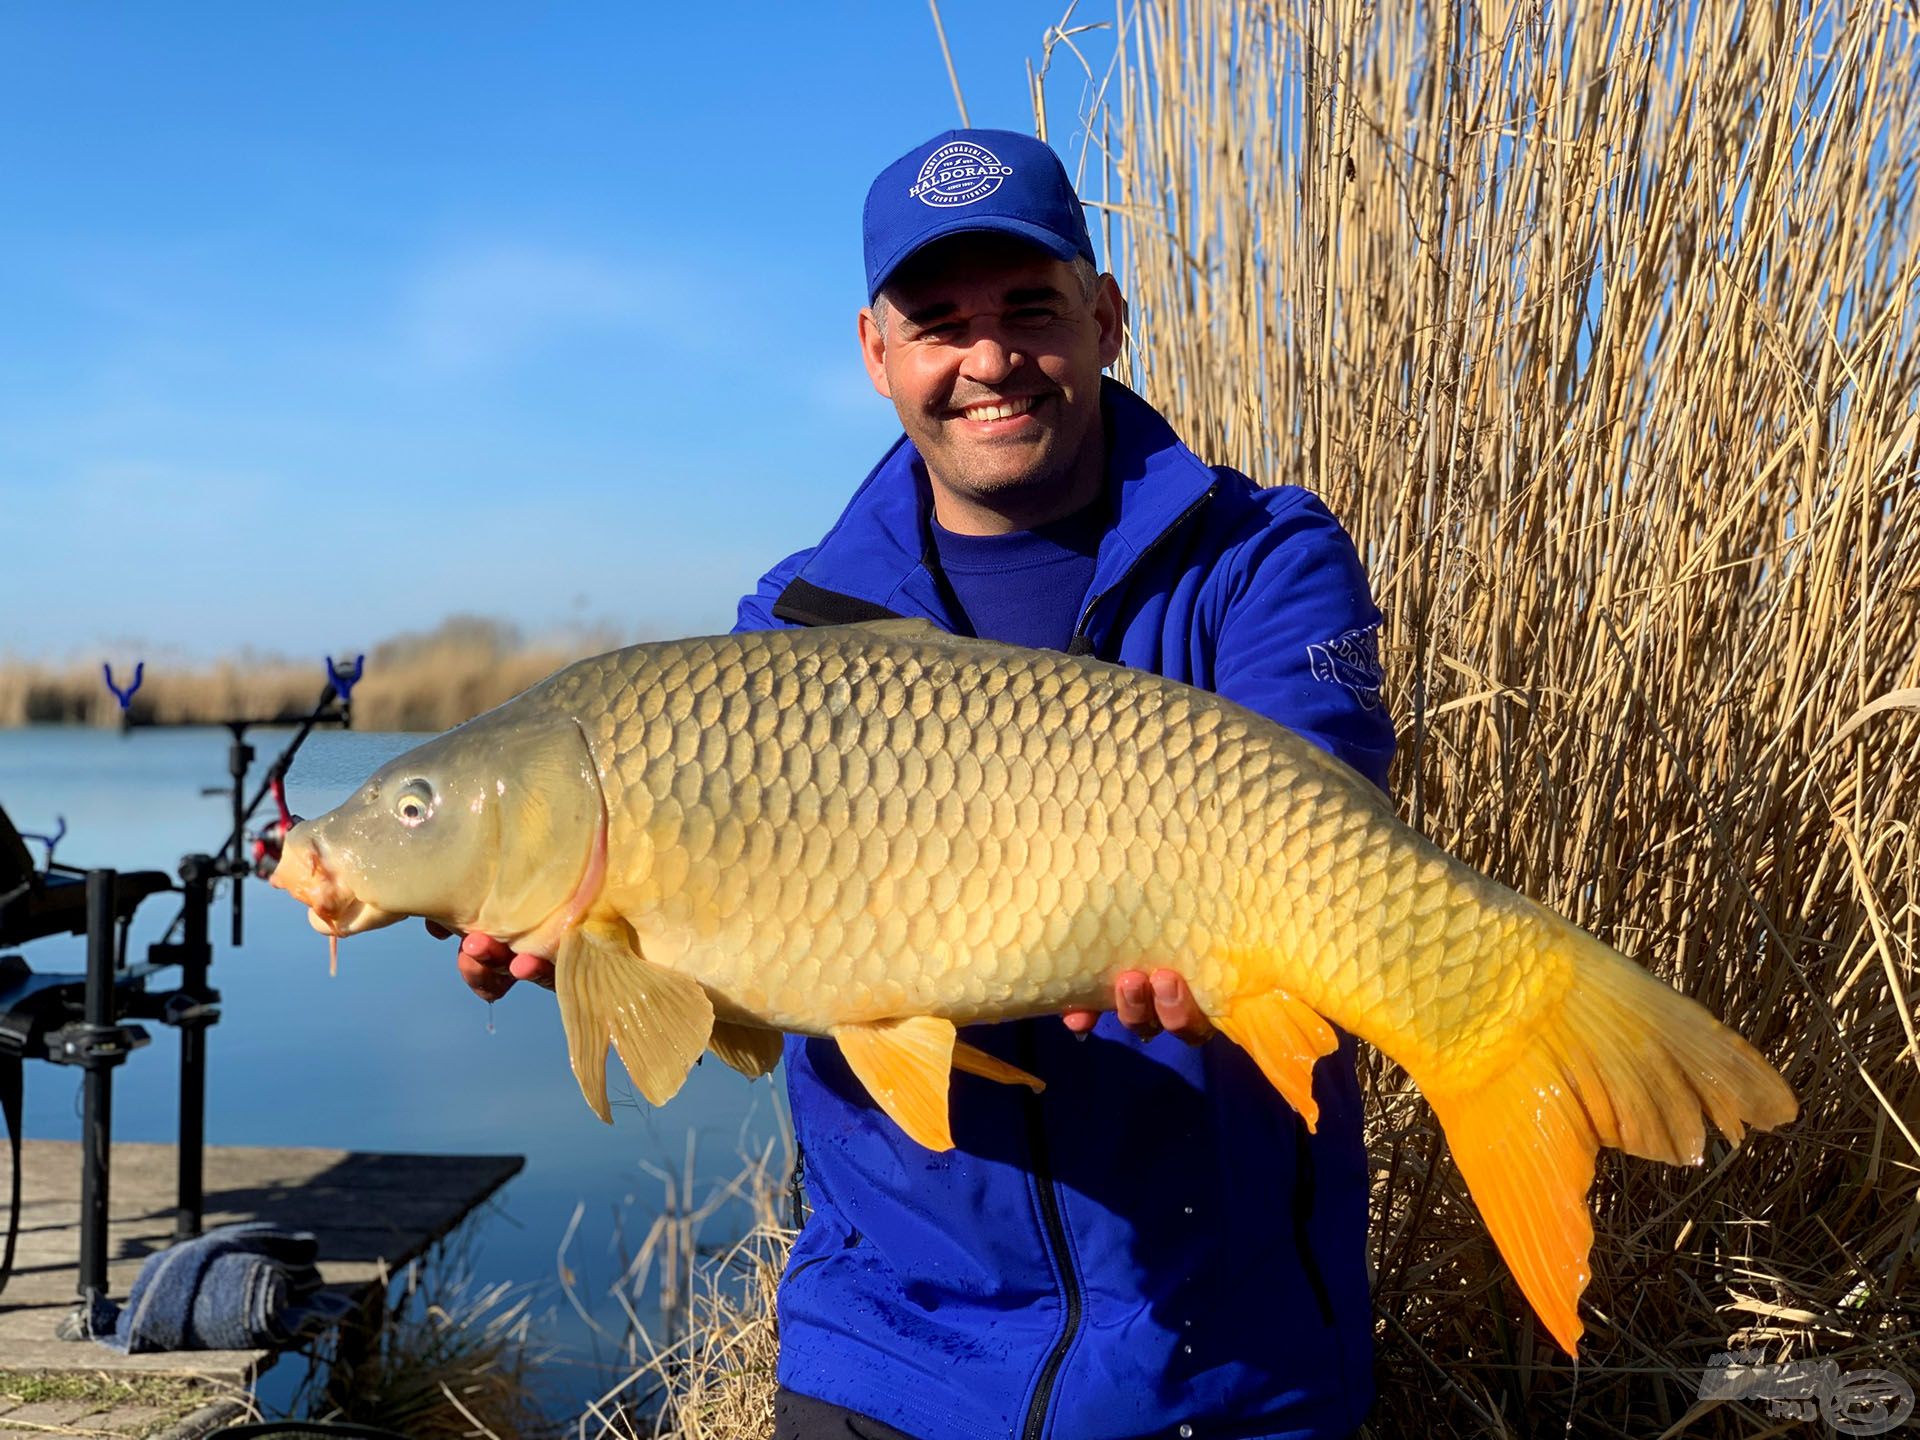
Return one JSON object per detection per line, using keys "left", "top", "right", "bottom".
{"left": 0, "top": 617, "right": 608, "bottom": 733}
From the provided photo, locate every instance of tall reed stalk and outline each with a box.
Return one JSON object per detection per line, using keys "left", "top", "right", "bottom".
{"left": 1085, "top": 0, "right": 1919, "bottom": 1430}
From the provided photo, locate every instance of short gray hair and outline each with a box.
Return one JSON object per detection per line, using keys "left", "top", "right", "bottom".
{"left": 870, "top": 254, "right": 1102, "bottom": 334}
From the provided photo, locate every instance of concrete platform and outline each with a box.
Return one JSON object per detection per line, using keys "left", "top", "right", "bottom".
{"left": 1, "top": 1140, "right": 524, "bottom": 1397}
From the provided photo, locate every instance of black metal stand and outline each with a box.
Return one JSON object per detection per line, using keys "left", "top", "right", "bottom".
{"left": 46, "top": 872, "right": 150, "bottom": 1311}
{"left": 168, "top": 858, "right": 218, "bottom": 1240}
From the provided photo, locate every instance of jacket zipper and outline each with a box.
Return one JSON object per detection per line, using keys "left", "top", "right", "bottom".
{"left": 1292, "top": 1113, "right": 1336, "bottom": 1327}
{"left": 1018, "top": 1027, "right": 1081, "bottom": 1440}
{"left": 1020, "top": 483, "right": 1217, "bottom": 1440}
{"left": 1065, "top": 484, "right": 1217, "bottom": 658}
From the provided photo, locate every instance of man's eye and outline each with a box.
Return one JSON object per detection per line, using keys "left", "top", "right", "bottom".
{"left": 917, "top": 322, "right": 964, "bottom": 340}
{"left": 1011, "top": 307, "right": 1056, "bottom": 323}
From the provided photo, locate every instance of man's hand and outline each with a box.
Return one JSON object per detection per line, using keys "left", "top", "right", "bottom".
{"left": 1062, "top": 968, "right": 1213, "bottom": 1044}
{"left": 428, "top": 922, "right": 557, "bottom": 1000}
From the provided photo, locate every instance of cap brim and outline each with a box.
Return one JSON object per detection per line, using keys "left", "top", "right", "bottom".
{"left": 868, "top": 215, "right": 1085, "bottom": 300}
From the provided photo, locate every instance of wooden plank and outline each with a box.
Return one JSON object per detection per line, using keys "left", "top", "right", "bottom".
{"left": 0, "top": 1140, "right": 523, "bottom": 1390}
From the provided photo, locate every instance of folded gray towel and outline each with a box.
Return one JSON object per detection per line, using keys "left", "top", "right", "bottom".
{"left": 95, "top": 1221, "right": 353, "bottom": 1353}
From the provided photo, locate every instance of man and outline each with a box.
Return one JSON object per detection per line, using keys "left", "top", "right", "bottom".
{"left": 454, "top": 130, "right": 1394, "bottom": 1439}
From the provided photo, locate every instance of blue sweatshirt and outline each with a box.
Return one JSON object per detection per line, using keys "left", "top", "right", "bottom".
{"left": 735, "top": 380, "right": 1394, "bottom": 1440}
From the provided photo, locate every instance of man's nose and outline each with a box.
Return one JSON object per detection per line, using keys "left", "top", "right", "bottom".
{"left": 959, "top": 331, "right": 1022, "bottom": 384}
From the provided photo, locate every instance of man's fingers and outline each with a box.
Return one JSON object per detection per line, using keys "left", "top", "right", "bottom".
{"left": 1114, "top": 971, "right": 1161, "bottom": 1039}
{"left": 1150, "top": 969, "right": 1214, "bottom": 1044}
{"left": 456, "top": 950, "right": 515, "bottom": 1002}
{"left": 459, "top": 932, "right": 516, "bottom": 967}
{"left": 1061, "top": 1009, "right": 1100, "bottom": 1034}
{"left": 508, "top": 952, "right": 557, "bottom": 991}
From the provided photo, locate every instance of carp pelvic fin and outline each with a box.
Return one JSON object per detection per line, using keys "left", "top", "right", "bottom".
{"left": 708, "top": 1021, "right": 786, "bottom": 1079}
{"left": 832, "top": 1016, "right": 958, "bottom": 1151}
{"left": 1422, "top": 916, "right": 1798, "bottom": 1357}
{"left": 1214, "top": 990, "right": 1340, "bottom": 1130}
{"left": 554, "top": 922, "right": 714, "bottom": 1122}
{"left": 952, "top": 1039, "right": 1045, "bottom": 1092}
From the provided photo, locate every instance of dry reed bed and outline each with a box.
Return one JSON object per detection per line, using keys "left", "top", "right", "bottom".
{"left": 1100, "top": 0, "right": 1920, "bottom": 1432}
{"left": 627, "top": 0, "right": 1919, "bottom": 1435}
{"left": 0, "top": 618, "right": 602, "bottom": 734}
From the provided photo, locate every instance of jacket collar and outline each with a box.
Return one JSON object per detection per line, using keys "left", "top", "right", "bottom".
{"left": 780, "top": 378, "right": 1217, "bottom": 631}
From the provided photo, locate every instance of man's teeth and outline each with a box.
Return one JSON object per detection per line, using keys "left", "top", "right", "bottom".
{"left": 962, "top": 396, "right": 1037, "bottom": 422}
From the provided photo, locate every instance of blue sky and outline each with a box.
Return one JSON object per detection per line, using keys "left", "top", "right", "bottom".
{"left": 0, "top": 3, "right": 1118, "bottom": 662}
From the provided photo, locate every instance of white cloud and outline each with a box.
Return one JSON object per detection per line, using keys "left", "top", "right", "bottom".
{"left": 399, "top": 243, "right": 691, "bottom": 372}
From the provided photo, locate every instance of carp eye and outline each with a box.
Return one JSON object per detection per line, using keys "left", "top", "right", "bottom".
{"left": 394, "top": 779, "right": 436, "bottom": 828}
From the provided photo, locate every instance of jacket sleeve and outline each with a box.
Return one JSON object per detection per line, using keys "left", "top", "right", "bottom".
{"left": 732, "top": 547, "right": 817, "bottom": 634}
{"left": 1209, "top": 490, "right": 1396, "bottom": 793}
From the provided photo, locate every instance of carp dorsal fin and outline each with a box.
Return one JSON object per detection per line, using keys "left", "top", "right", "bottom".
{"left": 847, "top": 617, "right": 941, "bottom": 639}
{"left": 1213, "top": 990, "right": 1340, "bottom": 1130}
{"left": 832, "top": 1016, "right": 958, "bottom": 1151}
{"left": 555, "top": 921, "right": 714, "bottom": 1122}
{"left": 708, "top": 1021, "right": 786, "bottom": 1079}
{"left": 952, "top": 1039, "right": 1045, "bottom": 1092}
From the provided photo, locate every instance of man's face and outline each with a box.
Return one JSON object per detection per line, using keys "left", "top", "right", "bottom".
{"left": 859, "top": 234, "right": 1125, "bottom": 531}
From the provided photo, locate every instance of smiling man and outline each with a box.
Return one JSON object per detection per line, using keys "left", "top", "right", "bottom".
{"left": 455, "top": 129, "right": 1394, "bottom": 1439}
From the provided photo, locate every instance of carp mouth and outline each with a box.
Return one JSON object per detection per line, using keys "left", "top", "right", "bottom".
{"left": 271, "top": 827, "right": 405, "bottom": 971}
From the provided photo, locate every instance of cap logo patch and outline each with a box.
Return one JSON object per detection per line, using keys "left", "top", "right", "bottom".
{"left": 909, "top": 140, "right": 1013, "bottom": 208}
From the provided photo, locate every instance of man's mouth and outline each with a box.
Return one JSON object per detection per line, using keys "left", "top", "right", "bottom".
{"left": 953, "top": 393, "right": 1046, "bottom": 429}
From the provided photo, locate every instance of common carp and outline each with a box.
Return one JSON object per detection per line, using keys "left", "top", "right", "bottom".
{"left": 270, "top": 620, "right": 1796, "bottom": 1354}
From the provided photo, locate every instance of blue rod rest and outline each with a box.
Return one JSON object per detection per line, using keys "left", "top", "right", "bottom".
{"left": 18, "top": 815, "right": 66, "bottom": 869}
{"left": 326, "top": 654, "right": 365, "bottom": 703}
{"left": 103, "top": 661, "right": 144, "bottom": 710}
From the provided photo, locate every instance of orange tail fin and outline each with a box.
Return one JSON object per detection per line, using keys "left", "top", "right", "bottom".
{"left": 1422, "top": 919, "right": 1797, "bottom": 1355}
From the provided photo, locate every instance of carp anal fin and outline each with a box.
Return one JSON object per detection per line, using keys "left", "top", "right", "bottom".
{"left": 555, "top": 923, "right": 714, "bottom": 1123}
{"left": 953, "top": 1039, "right": 1044, "bottom": 1092}
{"left": 708, "top": 1021, "right": 786, "bottom": 1079}
{"left": 1214, "top": 990, "right": 1340, "bottom": 1129}
{"left": 1421, "top": 917, "right": 1798, "bottom": 1357}
{"left": 832, "top": 1016, "right": 957, "bottom": 1151}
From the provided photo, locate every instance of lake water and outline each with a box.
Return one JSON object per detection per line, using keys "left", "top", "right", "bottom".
{"left": 0, "top": 724, "right": 787, "bottom": 1420}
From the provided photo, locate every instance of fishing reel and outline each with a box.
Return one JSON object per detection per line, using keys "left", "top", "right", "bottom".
{"left": 247, "top": 775, "right": 302, "bottom": 881}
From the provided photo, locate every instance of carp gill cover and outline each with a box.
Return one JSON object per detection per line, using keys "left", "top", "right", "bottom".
{"left": 271, "top": 621, "right": 1797, "bottom": 1354}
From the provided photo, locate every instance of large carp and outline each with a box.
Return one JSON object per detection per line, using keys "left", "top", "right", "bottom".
{"left": 271, "top": 620, "right": 1795, "bottom": 1354}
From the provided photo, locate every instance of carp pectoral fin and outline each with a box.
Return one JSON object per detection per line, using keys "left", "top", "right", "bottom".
{"left": 952, "top": 1040, "right": 1045, "bottom": 1092}
{"left": 708, "top": 1021, "right": 786, "bottom": 1079}
{"left": 554, "top": 923, "right": 714, "bottom": 1123}
{"left": 1214, "top": 991, "right": 1340, "bottom": 1130}
{"left": 831, "top": 1016, "right": 957, "bottom": 1151}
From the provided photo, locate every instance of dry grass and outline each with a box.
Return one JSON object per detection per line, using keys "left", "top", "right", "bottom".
{"left": 572, "top": 1143, "right": 791, "bottom": 1440}
{"left": 1083, "top": 0, "right": 1920, "bottom": 1432}
{"left": 611, "top": 1, "right": 1918, "bottom": 1435}
{"left": 297, "top": 1243, "right": 562, "bottom": 1440}
{"left": 0, "top": 616, "right": 615, "bottom": 733}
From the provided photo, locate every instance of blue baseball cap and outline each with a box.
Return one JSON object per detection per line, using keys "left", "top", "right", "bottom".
{"left": 863, "top": 129, "right": 1096, "bottom": 301}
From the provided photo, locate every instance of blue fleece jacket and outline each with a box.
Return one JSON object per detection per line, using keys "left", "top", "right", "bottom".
{"left": 733, "top": 379, "right": 1395, "bottom": 1440}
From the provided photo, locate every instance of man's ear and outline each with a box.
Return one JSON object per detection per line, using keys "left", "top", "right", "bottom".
{"left": 1094, "top": 273, "right": 1128, "bottom": 370}
{"left": 858, "top": 307, "right": 893, "bottom": 399}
